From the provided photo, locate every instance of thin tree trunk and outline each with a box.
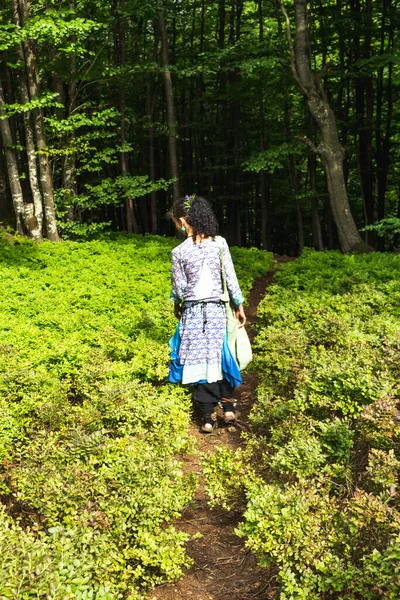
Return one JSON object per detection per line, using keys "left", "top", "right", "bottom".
{"left": 17, "top": 79, "right": 43, "bottom": 240}
{"left": 12, "top": 0, "right": 43, "bottom": 240}
{"left": 111, "top": 0, "right": 138, "bottom": 234}
{"left": 277, "top": 0, "right": 304, "bottom": 253}
{"left": 305, "top": 105, "right": 323, "bottom": 249}
{"left": 325, "top": 197, "right": 334, "bottom": 249}
{"left": 159, "top": 5, "right": 180, "bottom": 203}
{"left": 394, "top": 188, "right": 400, "bottom": 249}
{"left": 353, "top": 0, "right": 374, "bottom": 245}
{"left": 197, "top": 0, "right": 206, "bottom": 189}
{"left": 280, "top": 0, "right": 367, "bottom": 252}
{"left": 258, "top": 0, "right": 271, "bottom": 251}
{"left": 336, "top": 0, "right": 349, "bottom": 183}
{"left": 0, "top": 143, "right": 8, "bottom": 218}
{"left": 63, "top": 4, "right": 77, "bottom": 221}
{"left": 376, "top": 0, "right": 393, "bottom": 251}
{"left": 0, "top": 80, "right": 25, "bottom": 235}
{"left": 309, "top": 153, "right": 323, "bottom": 249}
{"left": 214, "top": 0, "right": 227, "bottom": 233}
{"left": 227, "top": 0, "right": 242, "bottom": 246}
{"left": 181, "top": 87, "right": 193, "bottom": 193}
{"left": 121, "top": 94, "right": 137, "bottom": 234}
{"left": 19, "top": 0, "right": 60, "bottom": 241}
{"left": 147, "top": 78, "right": 158, "bottom": 234}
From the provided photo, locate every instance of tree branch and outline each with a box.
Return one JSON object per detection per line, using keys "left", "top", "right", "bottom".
{"left": 296, "top": 135, "right": 320, "bottom": 154}
{"left": 277, "top": 0, "right": 308, "bottom": 96}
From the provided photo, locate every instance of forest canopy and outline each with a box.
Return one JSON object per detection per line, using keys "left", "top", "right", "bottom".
{"left": 0, "top": 0, "right": 399, "bottom": 254}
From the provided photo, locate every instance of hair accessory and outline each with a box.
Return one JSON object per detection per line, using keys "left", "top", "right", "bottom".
{"left": 184, "top": 194, "right": 195, "bottom": 212}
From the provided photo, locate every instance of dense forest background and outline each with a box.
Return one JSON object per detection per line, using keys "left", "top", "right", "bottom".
{"left": 0, "top": 0, "right": 399, "bottom": 254}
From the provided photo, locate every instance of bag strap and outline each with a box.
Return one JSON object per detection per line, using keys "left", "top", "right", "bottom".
{"left": 215, "top": 236, "right": 229, "bottom": 302}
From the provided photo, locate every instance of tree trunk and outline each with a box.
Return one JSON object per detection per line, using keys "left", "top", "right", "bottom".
{"left": 353, "top": 0, "right": 374, "bottom": 245}
{"left": 19, "top": 0, "right": 60, "bottom": 241}
{"left": 63, "top": 4, "right": 77, "bottom": 221}
{"left": 336, "top": 0, "right": 350, "bottom": 184}
{"left": 0, "top": 144, "right": 8, "bottom": 218}
{"left": 0, "top": 79, "right": 26, "bottom": 235}
{"left": 63, "top": 147, "right": 77, "bottom": 220}
{"left": 214, "top": 0, "right": 228, "bottom": 233}
{"left": 197, "top": 0, "right": 206, "bottom": 189}
{"left": 376, "top": 0, "right": 393, "bottom": 251}
{"left": 12, "top": 0, "right": 43, "bottom": 240}
{"left": 394, "top": 188, "right": 400, "bottom": 249}
{"left": 258, "top": 0, "right": 271, "bottom": 251}
{"left": 280, "top": 0, "right": 367, "bottom": 252}
{"left": 112, "top": 0, "right": 138, "bottom": 234}
{"left": 309, "top": 153, "right": 324, "bottom": 249}
{"left": 16, "top": 81, "right": 43, "bottom": 241}
{"left": 158, "top": 5, "right": 180, "bottom": 203}
{"left": 285, "top": 95, "right": 304, "bottom": 254}
{"left": 277, "top": 0, "right": 304, "bottom": 253}
{"left": 305, "top": 105, "right": 323, "bottom": 249}
{"left": 147, "top": 78, "right": 158, "bottom": 234}
{"left": 325, "top": 197, "right": 334, "bottom": 249}
{"left": 226, "top": 0, "right": 243, "bottom": 246}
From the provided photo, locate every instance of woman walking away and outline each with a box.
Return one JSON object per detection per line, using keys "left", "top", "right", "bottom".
{"left": 168, "top": 195, "right": 247, "bottom": 433}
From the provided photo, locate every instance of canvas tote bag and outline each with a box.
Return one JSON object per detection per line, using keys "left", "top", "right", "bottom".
{"left": 215, "top": 236, "right": 252, "bottom": 371}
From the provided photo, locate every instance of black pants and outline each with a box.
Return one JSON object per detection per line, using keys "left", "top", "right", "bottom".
{"left": 191, "top": 379, "right": 234, "bottom": 404}
{"left": 192, "top": 379, "right": 234, "bottom": 421}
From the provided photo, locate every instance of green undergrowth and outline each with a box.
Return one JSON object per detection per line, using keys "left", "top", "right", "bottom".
{"left": 0, "top": 231, "right": 274, "bottom": 599}
{"left": 203, "top": 249, "right": 400, "bottom": 600}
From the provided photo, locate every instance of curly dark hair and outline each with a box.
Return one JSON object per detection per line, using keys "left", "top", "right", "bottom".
{"left": 168, "top": 196, "right": 219, "bottom": 238}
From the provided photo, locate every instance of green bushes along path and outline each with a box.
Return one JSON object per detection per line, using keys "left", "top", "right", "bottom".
{"left": 204, "top": 249, "right": 400, "bottom": 600}
{"left": 0, "top": 232, "right": 274, "bottom": 599}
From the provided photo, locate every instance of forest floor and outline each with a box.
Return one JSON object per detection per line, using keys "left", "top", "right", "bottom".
{"left": 149, "top": 258, "right": 293, "bottom": 600}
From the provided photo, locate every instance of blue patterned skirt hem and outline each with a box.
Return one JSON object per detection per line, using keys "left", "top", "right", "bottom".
{"left": 168, "top": 322, "right": 242, "bottom": 388}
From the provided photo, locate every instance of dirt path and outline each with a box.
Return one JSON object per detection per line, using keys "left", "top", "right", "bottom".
{"left": 149, "top": 263, "right": 288, "bottom": 600}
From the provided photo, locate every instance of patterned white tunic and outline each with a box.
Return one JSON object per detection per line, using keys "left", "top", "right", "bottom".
{"left": 170, "top": 236, "right": 243, "bottom": 385}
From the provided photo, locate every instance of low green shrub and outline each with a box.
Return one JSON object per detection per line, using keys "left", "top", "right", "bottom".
{"left": 0, "top": 232, "right": 274, "bottom": 597}
{"left": 203, "top": 249, "right": 400, "bottom": 599}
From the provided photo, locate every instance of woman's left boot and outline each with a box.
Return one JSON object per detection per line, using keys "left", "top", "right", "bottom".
{"left": 221, "top": 398, "right": 236, "bottom": 423}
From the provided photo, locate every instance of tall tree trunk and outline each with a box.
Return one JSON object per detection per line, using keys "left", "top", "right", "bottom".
{"left": 277, "top": 0, "right": 304, "bottom": 253}
{"left": 0, "top": 80, "right": 26, "bottom": 235}
{"left": 309, "top": 153, "right": 323, "bottom": 249}
{"left": 197, "top": 0, "right": 206, "bottom": 189}
{"left": 226, "top": 0, "right": 242, "bottom": 246}
{"left": 353, "top": 0, "right": 374, "bottom": 245}
{"left": 325, "top": 197, "right": 334, "bottom": 249}
{"left": 147, "top": 77, "right": 158, "bottom": 234}
{"left": 120, "top": 92, "right": 137, "bottom": 234}
{"left": 394, "top": 189, "right": 400, "bottom": 249}
{"left": 305, "top": 105, "right": 323, "bottom": 249}
{"left": 280, "top": 0, "right": 367, "bottom": 252}
{"left": 376, "top": 61, "right": 392, "bottom": 222}
{"left": 19, "top": 0, "right": 60, "bottom": 241}
{"left": 51, "top": 68, "right": 75, "bottom": 223}
{"left": 12, "top": 0, "right": 43, "bottom": 240}
{"left": 111, "top": 0, "right": 138, "bottom": 234}
{"left": 63, "top": 4, "right": 77, "bottom": 221}
{"left": 376, "top": 0, "right": 393, "bottom": 251}
{"left": 336, "top": 0, "right": 349, "bottom": 184}
{"left": 214, "top": 0, "right": 228, "bottom": 233}
{"left": 159, "top": 4, "right": 180, "bottom": 203}
{"left": 16, "top": 76, "right": 43, "bottom": 241}
{"left": 258, "top": 0, "right": 271, "bottom": 251}
{"left": 0, "top": 144, "right": 8, "bottom": 218}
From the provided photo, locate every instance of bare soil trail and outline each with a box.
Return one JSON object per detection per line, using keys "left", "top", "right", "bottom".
{"left": 149, "top": 259, "right": 293, "bottom": 600}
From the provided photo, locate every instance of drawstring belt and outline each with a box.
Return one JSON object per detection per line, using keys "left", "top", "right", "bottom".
{"left": 181, "top": 299, "right": 225, "bottom": 333}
